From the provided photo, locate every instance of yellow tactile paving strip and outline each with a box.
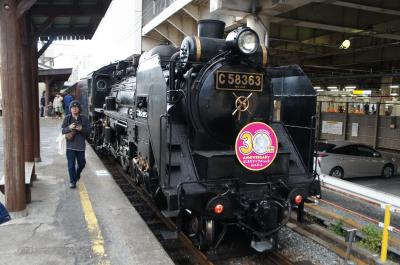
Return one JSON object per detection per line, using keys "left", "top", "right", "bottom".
{"left": 78, "top": 181, "right": 111, "bottom": 265}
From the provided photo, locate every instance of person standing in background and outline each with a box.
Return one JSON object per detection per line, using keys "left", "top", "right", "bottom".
{"left": 363, "top": 103, "right": 370, "bottom": 114}
{"left": 40, "top": 91, "right": 45, "bottom": 117}
{"left": 63, "top": 92, "right": 73, "bottom": 115}
{"left": 53, "top": 93, "right": 64, "bottom": 119}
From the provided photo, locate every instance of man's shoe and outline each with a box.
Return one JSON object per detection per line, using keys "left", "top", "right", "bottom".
{"left": 69, "top": 183, "right": 76, "bottom": 189}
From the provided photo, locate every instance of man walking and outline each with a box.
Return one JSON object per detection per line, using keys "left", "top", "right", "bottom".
{"left": 61, "top": 100, "right": 91, "bottom": 188}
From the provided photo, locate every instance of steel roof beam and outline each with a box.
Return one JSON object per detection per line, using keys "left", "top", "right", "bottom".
{"left": 301, "top": 44, "right": 400, "bottom": 67}
{"left": 324, "top": 0, "right": 400, "bottom": 16}
{"left": 269, "top": 16, "right": 400, "bottom": 41}
{"left": 288, "top": 41, "right": 400, "bottom": 63}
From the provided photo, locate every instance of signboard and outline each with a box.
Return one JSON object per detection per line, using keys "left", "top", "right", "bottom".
{"left": 322, "top": 121, "right": 343, "bottom": 135}
{"left": 216, "top": 71, "right": 263, "bottom": 92}
{"left": 235, "top": 122, "right": 278, "bottom": 171}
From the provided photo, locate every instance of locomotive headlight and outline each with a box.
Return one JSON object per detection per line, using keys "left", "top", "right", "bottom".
{"left": 238, "top": 30, "right": 258, "bottom": 54}
{"left": 226, "top": 27, "right": 259, "bottom": 55}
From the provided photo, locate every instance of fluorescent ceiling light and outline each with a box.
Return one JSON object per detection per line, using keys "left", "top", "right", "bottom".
{"left": 330, "top": 89, "right": 339, "bottom": 92}
{"left": 353, "top": 90, "right": 371, "bottom": 95}
{"left": 390, "top": 85, "right": 399, "bottom": 89}
{"left": 316, "top": 89, "right": 324, "bottom": 92}
{"left": 327, "top": 86, "right": 337, "bottom": 89}
{"left": 345, "top": 86, "right": 356, "bottom": 89}
{"left": 313, "top": 86, "right": 321, "bottom": 89}
{"left": 339, "top": 39, "right": 351, "bottom": 49}
{"left": 390, "top": 93, "right": 399, "bottom": 96}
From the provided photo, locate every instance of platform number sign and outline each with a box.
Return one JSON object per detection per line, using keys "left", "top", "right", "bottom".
{"left": 235, "top": 122, "right": 278, "bottom": 171}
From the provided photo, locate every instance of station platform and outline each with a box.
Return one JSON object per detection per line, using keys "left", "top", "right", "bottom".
{"left": 0, "top": 118, "right": 174, "bottom": 265}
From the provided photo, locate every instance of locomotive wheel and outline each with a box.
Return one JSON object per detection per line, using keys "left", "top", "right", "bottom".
{"left": 202, "top": 219, "right": 216, "bottom": 249}
{"left": 184, "top": 212, "right": 216, "bottom": 250}
{"left": 195, "top": 218, "right": 216, "bottom": 250}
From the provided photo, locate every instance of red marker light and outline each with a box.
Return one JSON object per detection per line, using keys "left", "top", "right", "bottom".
{"left": 214, "top": 204, "right": 224, "bottom": 214}
{"left": 294, "top": 195, "right": 303, "bottom": 205}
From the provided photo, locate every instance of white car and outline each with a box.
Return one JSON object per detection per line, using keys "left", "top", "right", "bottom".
{"left": 314, "top": 140, "right": 396, "bottom": 179}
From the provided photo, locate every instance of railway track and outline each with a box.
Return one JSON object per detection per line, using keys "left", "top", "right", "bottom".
{"left": 297, "top": 191, "right": 400, "bottom": 264}
{"left": 100, "top": 155, "right": 296, "bottom": 265}
{"left": 101, "top": 156, "right": 211, "bottom": 265}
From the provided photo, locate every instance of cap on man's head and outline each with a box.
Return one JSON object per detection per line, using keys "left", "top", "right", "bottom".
{"left": 69, "top": 100, "right": 81, "bottom": 110}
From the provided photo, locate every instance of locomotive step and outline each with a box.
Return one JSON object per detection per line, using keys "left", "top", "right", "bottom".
{"left": 161, "top": 210, "right": 180, "bottom": 218}
{"left": 167, "top": 143, "right": 181, "bottom": 151}
{"left": 166, "top": 162, "right": 181, "bottom": 168}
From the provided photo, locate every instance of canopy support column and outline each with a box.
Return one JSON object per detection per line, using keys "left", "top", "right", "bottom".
{"left": 0, "top": 0, "right": 27, "bottom": 212}
{"left": 21, "top": 15, "right": 36, "bottom": 180}
{"left": 31, "top": 44, "right": 41, "bottom": 162}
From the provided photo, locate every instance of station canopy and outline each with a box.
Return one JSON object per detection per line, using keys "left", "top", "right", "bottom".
{"left": 29, "top": 0, "right": 112, "bottom": 41}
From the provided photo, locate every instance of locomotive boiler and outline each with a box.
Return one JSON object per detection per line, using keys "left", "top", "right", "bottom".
{"left": 89, "top": 19, "right": 321, "bottom": 252}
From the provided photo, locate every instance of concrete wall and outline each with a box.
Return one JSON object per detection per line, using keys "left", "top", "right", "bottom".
{"left": 319, "top": 112, "right": 400, "bottom": 151}
{"left": 320, "top": 112, "right": 346, "bottom": 141}
{"left": 378, "top": 116, "right": 400, "bottom": 150}
{"left": 346, "top": 114, "right": 376, "bottom": 145}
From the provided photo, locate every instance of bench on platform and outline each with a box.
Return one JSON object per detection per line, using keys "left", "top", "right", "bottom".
{"left": 0, "top": 162, "right": 34, "bottom": 203}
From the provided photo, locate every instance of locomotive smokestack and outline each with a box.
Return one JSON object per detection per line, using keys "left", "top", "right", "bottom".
{"left": 198, "top": 19, "right": 225, "bottom": 39}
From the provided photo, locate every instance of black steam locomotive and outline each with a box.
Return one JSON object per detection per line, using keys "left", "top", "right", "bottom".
{"left": 87, "top": 19, "right": 320, "bottom": 252}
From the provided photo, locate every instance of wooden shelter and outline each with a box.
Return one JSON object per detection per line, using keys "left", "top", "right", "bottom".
{"left": 0, "top": 0, "right": 112, "bottom": 213}
{"left": 38, "top": 68, "right": 72, "bottom": 116}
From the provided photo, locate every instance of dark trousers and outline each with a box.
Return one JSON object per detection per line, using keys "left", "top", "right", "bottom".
{"left": 66, "top": 149, "right": 86, "bottom": 184}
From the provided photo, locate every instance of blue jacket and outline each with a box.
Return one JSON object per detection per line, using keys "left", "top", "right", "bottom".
{"left": 64, "top": 95, "right": 73, "bottom": 111}
{"left": 61, "top": 114, "right": 91, "bottom": 151}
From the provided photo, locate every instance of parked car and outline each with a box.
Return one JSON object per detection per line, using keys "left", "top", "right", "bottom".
{"left": 314, "top": 140, "right": 397, "bottom": 179}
